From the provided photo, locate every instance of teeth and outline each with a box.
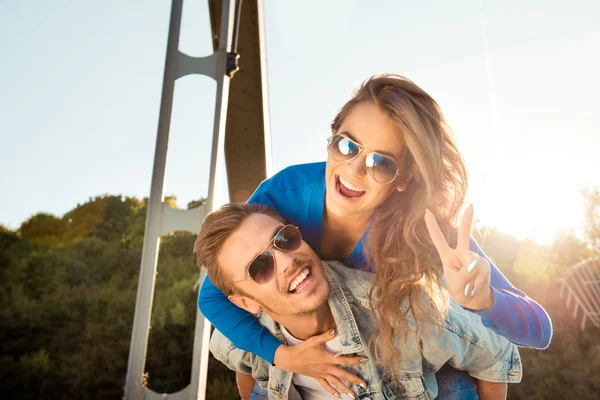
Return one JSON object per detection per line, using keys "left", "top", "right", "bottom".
{"left": 288, "top": 268, "right": 310, "bottom": 292}
{"left": 339, "top": 176, "right": 364, "bottom": 192}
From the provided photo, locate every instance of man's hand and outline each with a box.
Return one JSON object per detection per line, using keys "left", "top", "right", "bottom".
{"left": 236, "top": 372, "right": 255, "bottom": 400}
{"left": 273, "top": 329, "right": 368, "bottom": 398}
{"left": 424, "top": 205, "right": 494, "bottom": 311}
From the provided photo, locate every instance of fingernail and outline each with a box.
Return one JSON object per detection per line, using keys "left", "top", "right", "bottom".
{"left": 464, "top": 282, "right": 473, "bottom": 297}
{"left": 334, "top": 393, "right": 341, "bottom": 399}
{"left": 466, "top": 259, "right": 478, "bottom": 273}
{"left": 329, "top": 328, "right": 336, "bottom": 336}
{"left": 471, "top": 286, "right": 477, "bottom": 297}
{"left": 360, "top": 383, "right": 367, "bottom": 389}
{"left": 360, "top": 357, "right": 370, "bottom": 363}
{"left": 347, "top": 392, "right": 356, "bottom": 399}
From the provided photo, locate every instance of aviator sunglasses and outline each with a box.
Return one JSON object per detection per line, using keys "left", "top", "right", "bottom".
{"left": 234, "top": 225, "right": 303, "bottom": 284}
{"left": 327, "top": 133, "right": 402, "bottom": 184}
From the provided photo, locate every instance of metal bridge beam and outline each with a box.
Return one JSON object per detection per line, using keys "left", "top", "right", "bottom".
{"left": 124, "top": 1, "right": 270, "bottom": 399}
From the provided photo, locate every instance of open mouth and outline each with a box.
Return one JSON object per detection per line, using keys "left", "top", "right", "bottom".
{"left": 336, "top": 175, "right": 366, "bottom": 200}
{"left": 288, "top": 267, "right": 312, "bottom": 294}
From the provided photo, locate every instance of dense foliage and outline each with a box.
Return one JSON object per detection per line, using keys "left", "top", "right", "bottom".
{"left": 0, "top": 195, "right": 238, "bottom": 399}
{"left": 1, "top": 191, "right": 598, "bottom": 398}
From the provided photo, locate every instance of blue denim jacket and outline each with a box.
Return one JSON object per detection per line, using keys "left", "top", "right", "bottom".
{"left": 210, "top": 261, "right": 522, "bottom": 399}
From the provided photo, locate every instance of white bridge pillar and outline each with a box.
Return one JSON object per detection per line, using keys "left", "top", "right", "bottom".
{"left": 124, "top": 1, "right": 270, "bottom": 398}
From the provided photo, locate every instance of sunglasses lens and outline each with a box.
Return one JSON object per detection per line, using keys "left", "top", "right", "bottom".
{"left": 366, "top": 153, "right": 399, "bottom": 183}
{"left": 248, "top": 251, "right": 275, "bottom": 284}
{"left": 274, "top": 225, "right": 302, "bottom": 251}
{"left": 328, "top": 134, "right": 359, "bottom": 161}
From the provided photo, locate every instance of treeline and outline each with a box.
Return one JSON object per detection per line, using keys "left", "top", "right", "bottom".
{"left": 0, "top": 195, "right": 237, "bottom": 399}
{"left": 1, "top": 191, "right": 599, "bottom": 399}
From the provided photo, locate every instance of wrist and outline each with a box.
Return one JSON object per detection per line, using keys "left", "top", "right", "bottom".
{"left": 479, "top": 287, "right": 495, "bottom": 310}
{"left": 464, "top": 287, "right": 495, "bottom": 311}
{"left": 273, "top": 344, "right": 291, "bottom": 368}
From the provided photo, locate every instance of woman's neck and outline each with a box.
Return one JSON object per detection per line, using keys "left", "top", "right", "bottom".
{"left": 320, "top": 207, "right": 373, "bottom": 260}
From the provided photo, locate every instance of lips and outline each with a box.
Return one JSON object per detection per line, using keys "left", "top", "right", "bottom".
{"left": 336, "top": 175, "right": 366, "bottom": 199}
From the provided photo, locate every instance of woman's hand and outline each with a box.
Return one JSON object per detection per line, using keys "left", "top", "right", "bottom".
{"left": 273, "top": 329, "right": 368, "bottom": 398}
{"left": 424, "top": 205, "right": 494, "bottom": 311}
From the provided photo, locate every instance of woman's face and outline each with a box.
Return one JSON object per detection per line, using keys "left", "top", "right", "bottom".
{"left": 325, "top": 102, "right": 409, "bottom": 220}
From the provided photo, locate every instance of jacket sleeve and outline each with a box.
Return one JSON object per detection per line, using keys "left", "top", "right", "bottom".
{"left": 420, "top": 303, "right": 523, "bottom": 383}
{"left": 468, "top": 238, "right": 553, "bottom": 349}
{"left": 209, "top": 329, "right": 270, "bottom": 380}
{"left": 198, "top": 276, "right": 282, "bottom": 364}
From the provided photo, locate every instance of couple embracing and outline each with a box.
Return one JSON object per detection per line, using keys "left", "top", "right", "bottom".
{"left": 195, "top": 74, "right": 551, "bottom": 399}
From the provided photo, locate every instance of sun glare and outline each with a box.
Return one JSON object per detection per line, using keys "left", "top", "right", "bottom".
{"left": 469, "top": 171, "right": 585, "bottom": 245}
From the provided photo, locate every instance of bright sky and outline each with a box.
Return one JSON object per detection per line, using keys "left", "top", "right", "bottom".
{"left": 1, "top": 0, "right": 598, "bottom": 245}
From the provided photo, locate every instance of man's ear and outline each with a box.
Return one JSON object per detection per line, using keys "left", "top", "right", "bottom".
{"left": 228, "top": 294, "right": 262, "bottom": 314}
{"left": 395, "top": 174, "right": 412, "bottom": 192}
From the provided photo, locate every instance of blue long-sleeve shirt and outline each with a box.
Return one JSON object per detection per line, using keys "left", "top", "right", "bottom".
{"left": 199, "top": 162, "right": 552, "bottom": 364}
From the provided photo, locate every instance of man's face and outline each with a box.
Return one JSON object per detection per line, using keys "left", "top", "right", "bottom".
{"left": 217, "top": 213, "right": 330, "bottom": 318}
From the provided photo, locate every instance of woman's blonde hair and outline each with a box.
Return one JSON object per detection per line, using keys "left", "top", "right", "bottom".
{"left": 331, "top": 73, "right": 468, "bottom": 375}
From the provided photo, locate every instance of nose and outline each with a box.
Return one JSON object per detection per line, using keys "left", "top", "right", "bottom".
{"left": 346, "top": 152, "right": 368, "bottom": 178}
{"left": 274, "top": 248, "right": 297, "bottom": 276}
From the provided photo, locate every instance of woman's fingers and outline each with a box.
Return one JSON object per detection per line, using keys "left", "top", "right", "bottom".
{"left": 293, "top": 331, "right": 367, "bottom": 387}
{"left": 316, "top": 377, "right": 341, "bottom": 398}
{"left": 424, "top": 209, "right": 451, "bottom": 255}
{"left": 449, "top": 253, "right": 480, "bottom": 298}
{"left": 457, "top": 205, "right": 474, "bottom": 253}
{"left": 305, "top": 328, "right": 337, "bottom": 346}
{"left": 323, "top": 374, "right": 355, "bottom": 399}
{"left": 316, "top": 366, "right": 365, "bottom": 399}
{"left": 333, "top": 354, "right": 368, "bottom": 366}
{"left": 448, "top": 254, "right": 494, "bottom": 309}
{"left": 327, "top": 363, "right": 367, "bottom": 387}
{"left": 471, "top": 257, "right": 491, "bottom": 298}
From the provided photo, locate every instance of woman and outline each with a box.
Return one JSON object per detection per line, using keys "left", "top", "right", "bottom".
{"left": 199, "top": 74, "right": 552, "bottom": 398}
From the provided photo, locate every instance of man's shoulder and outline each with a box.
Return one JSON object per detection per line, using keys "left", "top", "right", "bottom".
{"left": 323, "top": 261, "right": 373, "bottom": 305}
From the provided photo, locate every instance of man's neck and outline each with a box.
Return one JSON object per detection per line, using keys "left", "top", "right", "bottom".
{"left": 275, "top": 302, "right": 335, "bottom": 341}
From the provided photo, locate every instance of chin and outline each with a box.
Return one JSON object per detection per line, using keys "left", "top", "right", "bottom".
{"left": 326, "top": 192, "right": 367, "bottom": 218}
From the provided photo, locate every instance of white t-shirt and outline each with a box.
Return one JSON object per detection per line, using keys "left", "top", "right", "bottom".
{"left": 280, "top": 325, "right": 354, "bottom": 400}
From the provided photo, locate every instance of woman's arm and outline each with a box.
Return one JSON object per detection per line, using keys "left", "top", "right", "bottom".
{"left": 468, "top": 238, "right": 553, "bottom": 349}
{"left": 198, "top": 276, "right": 282, "bottom": 363}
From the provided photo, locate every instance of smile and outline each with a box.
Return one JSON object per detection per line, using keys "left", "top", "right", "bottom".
{"left": 288, "top": 267, "right": 312, "bottom": 293}
{"left": 336, "top": 175, "right": 366, "bottom": 199}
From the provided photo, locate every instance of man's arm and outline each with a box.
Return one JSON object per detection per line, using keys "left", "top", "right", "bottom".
{"left": 209, "top": 329, "right": 270, "bottom": 378}
{"left": 419, "top": 302, "right": 522, "bottom": 384}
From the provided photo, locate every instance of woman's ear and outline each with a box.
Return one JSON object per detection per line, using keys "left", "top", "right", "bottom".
{"left": 228, "top": 294, "right": 262, "bottom": 314}
{"left": 395, "top": 175, "right": 412, "bottom": 192}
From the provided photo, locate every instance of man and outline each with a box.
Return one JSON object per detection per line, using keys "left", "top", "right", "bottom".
{"left": 194, "top": 203, "right": 522, "bottom": 399}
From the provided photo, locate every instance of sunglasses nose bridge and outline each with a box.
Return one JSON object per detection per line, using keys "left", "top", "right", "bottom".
{"left": 346, "top": 150, "right": 368, "bottom": 177}
{"left": 270, "top": 246, "right": 298, "bottom": 277}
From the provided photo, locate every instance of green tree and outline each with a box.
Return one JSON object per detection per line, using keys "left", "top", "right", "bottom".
{"left": 18, "top": 213, "right": 67, "bottom": 247}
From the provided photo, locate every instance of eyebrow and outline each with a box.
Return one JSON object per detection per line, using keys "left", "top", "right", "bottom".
{"left": 258, "top": 224, "right": 284, "bottom": 253}
{"left": 240, "top": 224, "right": 285, "bottom": 279}
{"left": 338, "top": 130, "right": 398, "bottom": 160}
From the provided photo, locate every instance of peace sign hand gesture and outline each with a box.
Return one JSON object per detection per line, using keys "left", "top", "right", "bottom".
{"left": 424, "top": 205, "right": 494, "bottom": 311}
